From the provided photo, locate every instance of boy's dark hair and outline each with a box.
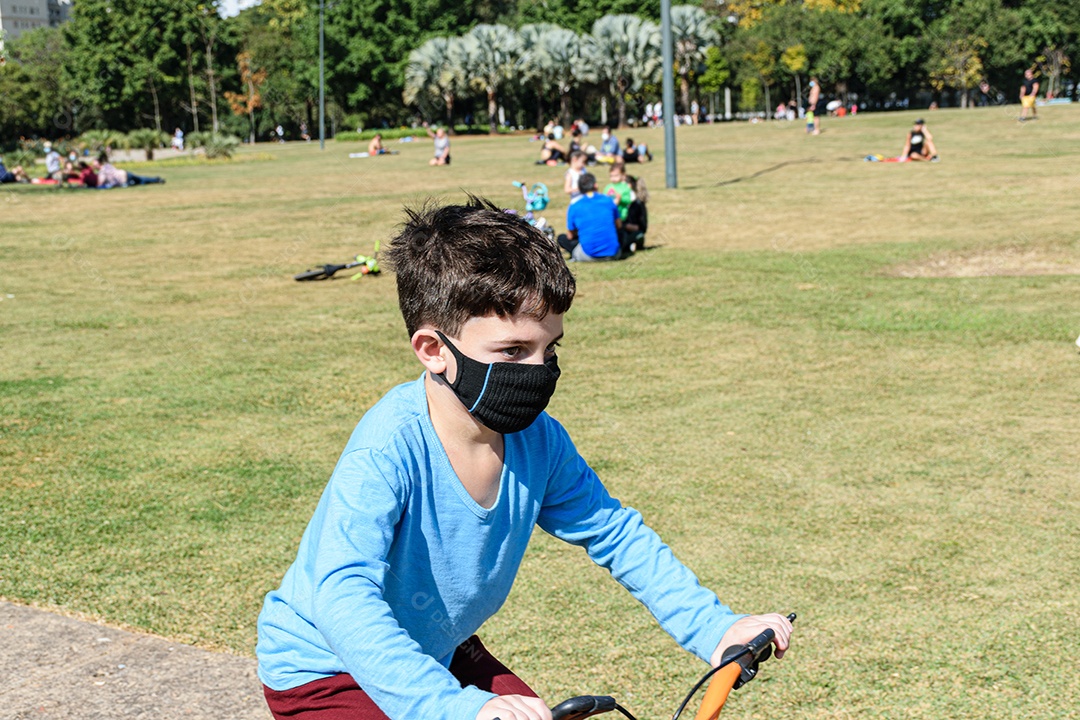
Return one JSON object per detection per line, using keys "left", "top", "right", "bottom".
{"left": 387, "top": 196, "right": 576, "bottom": 337}
{"left": 578, "top": 173, "right": 597, "bottom": 193}
{"left": 569, "top": 150, "right": 585, "bottom": 163}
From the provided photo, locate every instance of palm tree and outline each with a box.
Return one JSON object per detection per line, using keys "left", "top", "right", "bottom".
{"left": 446, "top": 35, "right": 483, "bottom": 127}
{"left": 404, "top": 37, "right": 457, "bottom": 125}
{"left": 519, "top": 23, "right": 561, "bottom": 129}
{"left": 465, "top": 24, "right": 523, "bottom": 134}
{"left": 586, "top": 15, "right": 661, "bottom": 128}
{"left": 126, "top": 129, "right": 168, "bottom": 161}
{"left": 671, "top": 5, "right": 720, "bottom": 116}
{"left": 540, "top": 27, "right": 588, "bottom": 126}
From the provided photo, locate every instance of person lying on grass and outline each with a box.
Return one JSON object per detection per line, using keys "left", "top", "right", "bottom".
{"left": 95, "top": 153, "right": 165, "bottom": 188}
{"left": 0, "top": 157, "right": 30, "bottom": 184}
{"left": 256, "top": 198, "right": 794, "bottom": 720}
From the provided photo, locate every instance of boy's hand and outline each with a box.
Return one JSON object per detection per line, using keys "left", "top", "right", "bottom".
{"left": 477, "top": 694, "right": 552, "bottom": 720}
{"left": 711, "top": 613, "right": 794, "bottom": 666}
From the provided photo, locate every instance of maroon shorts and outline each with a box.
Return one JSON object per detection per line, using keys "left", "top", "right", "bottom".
{"left": 264, "top": 635, "right": 537, "bottom": 720}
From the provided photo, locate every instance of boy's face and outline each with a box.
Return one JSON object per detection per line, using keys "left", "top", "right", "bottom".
{"left": 438, "top": 311, "right": 564, "bottom": 383}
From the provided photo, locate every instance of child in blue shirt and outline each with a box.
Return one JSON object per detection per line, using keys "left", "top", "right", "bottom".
{"left": 256, "top": 198, "right": 793, "bottom": 720}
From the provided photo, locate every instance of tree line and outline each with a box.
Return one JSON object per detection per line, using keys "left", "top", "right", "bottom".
{"left": 0, "top": 0, "right": 1075, "bottom": 145}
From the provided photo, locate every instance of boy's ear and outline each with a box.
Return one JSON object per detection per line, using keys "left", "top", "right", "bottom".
{"left": 411, "top": 329, "right": 447, "bottom": 375}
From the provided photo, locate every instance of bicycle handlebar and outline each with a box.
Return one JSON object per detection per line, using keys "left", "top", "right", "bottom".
{"left": 550, "top": 695, "right": 617, "bottom": 720}
{"left": 550, "top": 613, "right": 795, "bottom": 720}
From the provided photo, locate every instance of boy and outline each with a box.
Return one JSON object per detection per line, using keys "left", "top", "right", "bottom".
{"left": 603, "top": 161, "right": 634, "bottom": 224}
{"left": 559, "top": 173, "right": 621, "bottom": 262}
{"left": 256, "top": 198, "right": 793, "bottom": 720}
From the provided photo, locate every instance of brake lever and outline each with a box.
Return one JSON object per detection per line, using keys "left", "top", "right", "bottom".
{"left": 719, "top": 612, "right": 796, "bottom": 690}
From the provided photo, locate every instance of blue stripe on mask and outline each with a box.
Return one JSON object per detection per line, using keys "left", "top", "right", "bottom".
{"left": 468, "top": 364, "right": 494, "bottom": 414}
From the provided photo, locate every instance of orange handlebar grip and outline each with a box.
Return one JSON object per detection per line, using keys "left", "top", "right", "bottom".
{"left": 692, "top": 663, "right": 742, "bottom": 720}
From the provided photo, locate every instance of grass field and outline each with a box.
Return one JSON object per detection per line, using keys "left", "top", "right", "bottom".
{"left": 2, "top": 105, "right": 1079, "bottom": 719}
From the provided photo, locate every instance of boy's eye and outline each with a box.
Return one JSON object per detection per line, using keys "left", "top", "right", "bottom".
{"left": 501, "top": 346, "right": 521, "bottom": 359}
{"left": 545, "top": 341, "right": 561, "bottom": 356}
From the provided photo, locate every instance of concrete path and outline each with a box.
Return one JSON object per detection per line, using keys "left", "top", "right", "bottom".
{"left": 0, "top": 601, "right": 272, "bottom": 720}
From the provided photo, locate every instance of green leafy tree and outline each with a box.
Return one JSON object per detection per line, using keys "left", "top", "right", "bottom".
{"left": 0, "top": 27, "right": 74, "bottom": 138}
{"left": 781, "top": 43, "right": 807, "bottom": 110}
{"left": 745, "top": 40, "right": 776, "bottom": 115}
{"left": 63, "top": 0, "right": 189, "bottom": 132}
{"left": 229, "top": 0, "right": 317, "bottom": 138}
{"left": 510, "top": 0, "right": 659, "bottom": 35}
{"left": 928, "top": 36, "right": 987, "bottom": 107}
{"left": 699, "top": 46, "right": 731, "bottom": 97}
{"left": 924, "top": 0, "right": 1023, "bottom": 106}
{"left": 1036, "top": 47, "right": 1070, "bottom": 99}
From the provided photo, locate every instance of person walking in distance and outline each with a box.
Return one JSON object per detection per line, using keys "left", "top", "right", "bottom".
{"left": 1019, "top": 68, "right": 1039, "bottom": 122}
{"left": 806, "top": 78, "right": 822, "bottom": 135}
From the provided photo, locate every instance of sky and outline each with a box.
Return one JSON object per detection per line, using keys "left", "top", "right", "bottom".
{"left": 219, "top": 0, "right": 261, "bottom": 18}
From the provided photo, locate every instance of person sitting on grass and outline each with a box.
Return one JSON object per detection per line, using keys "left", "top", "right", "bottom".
{"left": 596, "top": 126, "right": 621, "bottom": 163}
{"left": 604, "top": 160, "right": 635, "bottom": 223}
{"left": 622, "top": 138, "right": 651, "bottom": 164}
{"left": 43, "top": 142, "right": 63, "bottom": 182}
{"left": 557, "top": 172, "right": 621, "bottom": 262}
{"left": 569, "top": 129, "right": 596, "bottom": 165}
{"left": 62, "top": 151, "right": 82, "bottom": 184}
{"left": 538, "top": 134, "right": 567, "bottom": 165}
{"left": 622, "top": 174, "right": 649, "bottom": 253}
{"left": 368, "top": 133, "right": 389, "bottom": 155}
{"left": 563, "top": 150, "right": 587, "bottom": 202}
{"left": 256, "top": 196, "right": 794, "bottom": 720}
{"left": 425, "top": 123, "right": 451, "bottom": 166}
{"left": 899, "top": 119, "right": 938, "bottom": 162}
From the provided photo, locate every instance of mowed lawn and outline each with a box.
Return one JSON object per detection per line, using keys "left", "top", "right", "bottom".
{"left": 2, "top": 106, "right": 1079, "bottom": 719}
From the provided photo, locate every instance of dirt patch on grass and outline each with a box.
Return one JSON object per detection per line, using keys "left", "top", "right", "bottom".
{"left": 888, "top": 246, "right": 1080, "bottom": 278}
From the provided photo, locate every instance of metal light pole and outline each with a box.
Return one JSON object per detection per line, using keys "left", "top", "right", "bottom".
{"left": 661, "top": 0, "right": 677, "bottom": 188}
{"left": 318, "top": 0, "right": 325, "bottom": 150}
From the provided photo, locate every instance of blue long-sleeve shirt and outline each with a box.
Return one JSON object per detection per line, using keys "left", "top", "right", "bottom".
{"left": 256, "top": 375, "right": 743, "bottom": 720}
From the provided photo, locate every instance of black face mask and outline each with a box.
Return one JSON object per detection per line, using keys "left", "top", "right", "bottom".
{"left": 435, "top": 331, "right": 561, "bottom": 434}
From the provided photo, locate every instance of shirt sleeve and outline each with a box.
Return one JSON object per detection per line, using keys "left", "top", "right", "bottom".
{"left": 308, "top": 449, "right": 496, "bottom": 720}
{"left": 536, "top": 426, "right": 744, "bottom": 663}
{"left": 566, "top": 203, "right": 578, "bottom": 232}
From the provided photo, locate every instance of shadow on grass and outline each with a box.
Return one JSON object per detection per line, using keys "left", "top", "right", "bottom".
{"left": 683, "top": 158, "right": 821, "bottom": 189}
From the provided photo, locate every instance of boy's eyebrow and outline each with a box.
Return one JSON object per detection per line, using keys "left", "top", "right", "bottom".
{"left": 497, "top": 332, "right": 564, "bottom": 345}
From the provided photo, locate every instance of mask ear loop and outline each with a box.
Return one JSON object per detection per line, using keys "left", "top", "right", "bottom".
{"left": 433, "top": 331, "right": 464, "bottom": 389}
{"left": 434, "top": 330, "right": 494, "bottom": 413}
